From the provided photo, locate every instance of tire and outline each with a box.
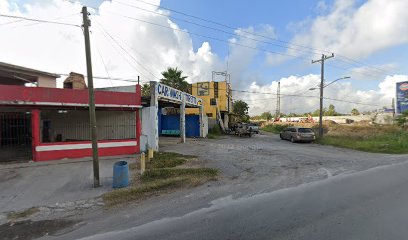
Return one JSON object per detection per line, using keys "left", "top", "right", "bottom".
{"left": 290, "top": 137, "right": 295, "bottom": 143}
{"left": 280, "top": 134, "right": 284, "bottom": 140}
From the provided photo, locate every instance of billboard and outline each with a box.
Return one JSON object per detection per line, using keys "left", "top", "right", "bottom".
{"left": 396, "top": 81, "right": 408, "bottom": 114}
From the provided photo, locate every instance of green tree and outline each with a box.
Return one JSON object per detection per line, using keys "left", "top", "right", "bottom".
{"left": 141, "top": 83, "right": 150, "bottom": 96}
{"left": 160, "top": 67, "right": 189, "bottom": 92}
{"left": 233, "top": 100, "right": 250, "bottom": 122}
{"left": 396, "top": 111, "right": 408, "bottom": 127}
{"left": 351, "top": 108, "right": 360, "bottom": 116}
{"left": 260, "top": 111, "right": 273, "bottom": 121}
{"left": 326, "top": 104, "right": 339, "bottom": 116}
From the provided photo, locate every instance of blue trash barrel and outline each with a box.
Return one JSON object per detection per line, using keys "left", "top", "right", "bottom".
{"left": 112, "top": 161, "right": 129, "bottom": 188}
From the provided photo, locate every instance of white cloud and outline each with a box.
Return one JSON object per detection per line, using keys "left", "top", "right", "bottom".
{"left": 245, "top": 74, "right": 408, "bottom": 116}
{"left": 0, "top": 0, "right": 223, "bottom": 87}
{"left": 290, "top": 0, "right": 408, "bottom": 59}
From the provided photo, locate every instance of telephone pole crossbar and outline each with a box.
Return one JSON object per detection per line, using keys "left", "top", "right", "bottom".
{"left": 312, "top": 53, "right": 334, "bottom": 138}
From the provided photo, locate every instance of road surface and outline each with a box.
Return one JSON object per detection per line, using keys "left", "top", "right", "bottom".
{"left": 49, "top": 134, "right": 408, "bottom": 240}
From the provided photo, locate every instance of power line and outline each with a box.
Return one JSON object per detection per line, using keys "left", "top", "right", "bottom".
{"left": 91, "top": 30, "right": 114, "bottom": 87}
{"left": 106, "top": 11, "right": 311, "bottom": 61}
{"left": 113, "top": 1, "right": 324, "bottom": 58}
{"left": 94, "top": 20, "right": 161, "bottom": 80}
{"left": 0, "top": 14, "right": 81, "bottom": 27}
{"left": 123, "top": 0, "right": 391, "bottom": 75}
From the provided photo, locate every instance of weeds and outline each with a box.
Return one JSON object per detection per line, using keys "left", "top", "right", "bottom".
{"left": 103, "top": 151, "right": 218, "bottom": 206}
{"left": 7, "top": 207, "right": 40, "bottom": 220}
{"left": 317, "top": 125, "right": 408, "bottom": 154}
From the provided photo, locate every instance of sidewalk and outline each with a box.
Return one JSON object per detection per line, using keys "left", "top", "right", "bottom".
{"left": 0, "top": 155, "right": 137, "bottom": 213}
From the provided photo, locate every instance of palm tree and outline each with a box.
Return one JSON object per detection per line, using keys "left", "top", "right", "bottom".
{"left": 160, "top": 67, "right": 189, "bottom": 92}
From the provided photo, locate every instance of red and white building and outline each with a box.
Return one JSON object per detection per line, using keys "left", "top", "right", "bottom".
{"left": 0, "top": 62, "right": 141, "bottom": 162}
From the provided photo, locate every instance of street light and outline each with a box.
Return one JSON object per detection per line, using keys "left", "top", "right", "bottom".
{"left": 309, "top": 76, "right": 351, "bottom": 91}
{"left": 309, "top": 76, "right": 350, "bottom": 138}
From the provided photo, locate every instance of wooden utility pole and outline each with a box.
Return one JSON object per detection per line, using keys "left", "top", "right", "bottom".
{"left": 312, "top": 53, "right": 334, "bottom": 138}
{"left": 82, "top": 6, "right": 100, "bottom": 188}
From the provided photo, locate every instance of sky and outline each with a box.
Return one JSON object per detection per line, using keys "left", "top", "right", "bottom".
{"left": 0, "top": 0, "right": 408, "bottom": 115}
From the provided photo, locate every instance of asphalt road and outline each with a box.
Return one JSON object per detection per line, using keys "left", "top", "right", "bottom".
{"left": 70, "top": 159, "right": 408, "bottom": 240}
{"left": 46, "top": 133, "right": 408, "bottom": 240}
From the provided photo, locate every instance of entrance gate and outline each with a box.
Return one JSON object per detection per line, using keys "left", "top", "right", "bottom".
{"left": 0, "top": 112, "right": 32, "bottom": 162}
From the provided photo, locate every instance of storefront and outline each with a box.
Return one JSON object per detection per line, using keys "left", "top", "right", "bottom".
{"left": 0, "top": 84, "right": 142, "bottom": 162}
{"left": 141, "top": 81, "right": 207, "bottom": 151}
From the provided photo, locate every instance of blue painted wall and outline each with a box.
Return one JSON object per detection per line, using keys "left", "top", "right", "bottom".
{"left": 160, "top": 113, "right": 200, "bottom": 137}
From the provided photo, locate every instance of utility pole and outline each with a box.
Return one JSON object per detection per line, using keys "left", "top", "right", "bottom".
{"left": 312, "top": 53, "right": 334, "bottom": 138}
{"left": 82, "top": 6, "right": 100, "bottom": 188}
{"left": 275, "top": 82, "right": 281, "bottom": 118}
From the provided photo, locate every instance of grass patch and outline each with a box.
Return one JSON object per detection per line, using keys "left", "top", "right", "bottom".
{"left": 141, "top": 168, "right": 218, "bottom": 182}
{"left": 129, "top": 152, "right": 196, "bottom": 170}
{"left": 262, "top": 124, "right": 293, "bottom": 134}
{"left": 150, "top": 152, "right": 196, "bottom": 168}
{"left": 103, "top": 170, "right": 217, "bottom": 206}
{"left": 317, "top": 125, "right": 408, "bottom": 154}
{"left": 7, "top": 207, "right": 40, "bottom": 220}
{"left": 103, "top": 152, "right": 218, "bottom": 206}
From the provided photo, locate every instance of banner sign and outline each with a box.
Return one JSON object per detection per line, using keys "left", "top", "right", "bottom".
{"left": 156, "top": 82, "right": 202, "bottom": 107}
{"left": 396, "top": 81, "right": 408, "bottom": 114}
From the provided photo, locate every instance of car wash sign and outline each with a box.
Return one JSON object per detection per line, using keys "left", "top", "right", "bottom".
{"left": 156, "top": 82, "right": 201, "bottom": 106}
{"left": 396, "top": 81, "right": 408, "bottom": 114}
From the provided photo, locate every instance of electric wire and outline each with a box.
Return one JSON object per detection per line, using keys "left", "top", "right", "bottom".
{"left": 0, "top": 14, "right": 81, "bottom": 27}
{"left": 121, "top": 0, "right": 392, "bottom": 75}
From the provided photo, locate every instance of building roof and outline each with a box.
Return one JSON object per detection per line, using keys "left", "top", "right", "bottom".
{"left": 0, "top": 62, "right": 60, "bottom": 78}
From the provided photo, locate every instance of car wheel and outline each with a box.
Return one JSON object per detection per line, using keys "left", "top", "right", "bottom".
{"left": 290, "top": 137, "right": 295, "bottom": 143}
{"left": 280, "top": 134, "right": 284, "bottom": 140}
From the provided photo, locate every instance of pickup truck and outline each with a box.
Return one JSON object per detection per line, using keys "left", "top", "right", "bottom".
{"left": 248, "top": 123, "right": 260, "bottom": 134}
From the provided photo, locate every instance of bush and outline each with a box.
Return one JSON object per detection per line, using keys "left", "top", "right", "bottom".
{"left": 208, "top": 125, "right": 223, "bottom": 135}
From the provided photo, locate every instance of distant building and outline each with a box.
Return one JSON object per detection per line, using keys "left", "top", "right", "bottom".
{"left": 186, "top": 81, "right": 232, "bottom": 128}
{"left": 63, "top": 72, "right": 87, "bottom": 90}
{"left": 0, "top": 61, "right": 59, "bottom": 88}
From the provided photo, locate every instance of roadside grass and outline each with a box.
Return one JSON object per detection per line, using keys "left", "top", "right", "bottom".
{"left": 7, "top": 207, "right": 40, "bottom": 220}
{"left": 129, "top": 152, "right": 196, "bottom": 170}
{"left": 103, "top": 152, "right": 218, "bottom": 206}
{"left": 207, "top": 125, "right": 223, "bottom": 139}
{"left": 141, "top": 168, "right": 218, "bottom": 182}
{"left": 317, "top": 125, "right": 408, "bottom": 154}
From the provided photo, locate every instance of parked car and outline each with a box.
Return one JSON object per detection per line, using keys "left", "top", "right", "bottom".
{"left": 280, "top": 127, "right": 316, "bottom": 143}
{"left": 248, "top": 123, "right": 260, "bottom": 134}
{"left": 235, "top": 123, "right": 252, "bottom": 137}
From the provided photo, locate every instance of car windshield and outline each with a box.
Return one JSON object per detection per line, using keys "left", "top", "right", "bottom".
{"left": 298, "top": 128, "right": 313, "bottom": 133}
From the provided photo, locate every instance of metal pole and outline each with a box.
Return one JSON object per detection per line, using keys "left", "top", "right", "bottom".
{"left": 82, "top": 6, "right": 100, "bottom": 188}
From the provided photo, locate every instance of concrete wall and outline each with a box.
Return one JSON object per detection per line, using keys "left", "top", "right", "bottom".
{"left": 37, "top": 76, "right": 57, "bottom": 88}
{"left": 141, "top": 107, "right": 155, "bottom": 152}
{"left": 41, "top": 110, "right": 136, "bottom": 142}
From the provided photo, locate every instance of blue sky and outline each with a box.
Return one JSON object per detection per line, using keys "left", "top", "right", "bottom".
{"left": 13, "top": 0, "right": 407, "bottom": 90}
{"left": 2, "top": 0, "right": 408, "bottom": 114}
{"left": 62, "top": 0, "right": 408, "bottom": 90}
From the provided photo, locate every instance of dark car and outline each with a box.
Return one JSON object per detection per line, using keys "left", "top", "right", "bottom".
{"left": 280, "top": 127, "right": 316, "bottom": 143}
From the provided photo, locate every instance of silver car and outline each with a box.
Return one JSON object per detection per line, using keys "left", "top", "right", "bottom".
{"left": 280, "top": 127, "right": 316, "bottom": 143}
